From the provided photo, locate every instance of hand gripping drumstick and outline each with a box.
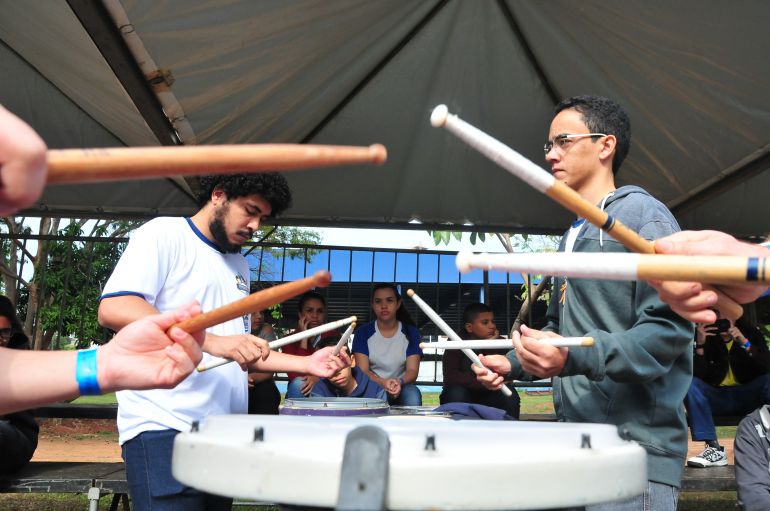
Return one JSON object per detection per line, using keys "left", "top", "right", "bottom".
{"left": 406, "top": 289, "right": 513, "bottom": 396}
{"left": 331, "top": 322, "right": 356, "bottom": 356}
{"left": 430, "top": 105, "right": 743, "bottom": 320}
{"left": 420, "top": 337, "right": 595, "bottom": 350}
{"left": 457, "top": 251, "right": 770, "bottom": 287}
{"left": 46, "top": 144, "right": 387, "bottom": 183}
{"left": 197, "top": 316, "right": 356, "bottom": 372}
{"left": 157, "top": 270, "right": 329, "bottom": 369}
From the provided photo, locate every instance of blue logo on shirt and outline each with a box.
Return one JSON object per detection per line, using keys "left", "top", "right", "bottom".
{"left": 235, "top": 273, "right": 249, "bottom": 293}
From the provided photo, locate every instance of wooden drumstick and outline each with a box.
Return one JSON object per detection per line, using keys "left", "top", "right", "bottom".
{"left": 46, "top": 143, "right": 387, "bottom": 183}
{"left": 332, "top": 322, "right": 356, "bottom": 356}
{"left": 198, "top": 315, "right": 356, "bottom": 372}
{"left": 164, "top": 270, "right": 330, "bottom": 370}
{"left": 420, "top": 337, "right": 595, "bottom": 350}
{"left": 430, "top": 105, "right": 743, "bottom": 319}
{"left": 456, "top": 251, "right": 770, "bottom": 286}
{"left": 406, "top": 289, "right": 513, "bottom": 397}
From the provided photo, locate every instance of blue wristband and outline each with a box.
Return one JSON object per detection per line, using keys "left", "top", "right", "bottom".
{"left": 76, "top": 349, "right": 102, "bottom": 396}
{"left": 399, "top": 377, "right": 405, "bottom": 387}
{"left": 742, "top": 341, "right": 751, "bottom": 350}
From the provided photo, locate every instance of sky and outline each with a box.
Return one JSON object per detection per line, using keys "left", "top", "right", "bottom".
{"left": 314, "top": 227, "right": 510, "bottom": 252}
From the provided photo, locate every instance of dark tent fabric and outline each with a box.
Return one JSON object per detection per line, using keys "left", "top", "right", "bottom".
{"left": 1, "top": 1, "right": 768, "bottom": 236}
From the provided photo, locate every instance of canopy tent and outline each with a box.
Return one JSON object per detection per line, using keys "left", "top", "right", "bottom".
{"left": 1, "top": 0, "right": 768, "bottom": 236}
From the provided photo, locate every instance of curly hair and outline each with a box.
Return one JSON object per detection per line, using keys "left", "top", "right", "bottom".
{"left": 554, "top": 95, "right": 631, "bottom": 175}
{"left": 196, "top": 173, "right": 293, "bottom": 217}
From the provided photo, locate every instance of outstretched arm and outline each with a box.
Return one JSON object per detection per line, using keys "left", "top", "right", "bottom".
{"left": 0, "top": 302, "right": 205, "bottom": 415}
{"left": 651, "top": 231, "right": 770, "bottom": 323}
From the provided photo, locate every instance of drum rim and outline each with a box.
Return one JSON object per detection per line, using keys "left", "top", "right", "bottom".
{"left": 282, "top": 396, "right": 390, "bottom": 410}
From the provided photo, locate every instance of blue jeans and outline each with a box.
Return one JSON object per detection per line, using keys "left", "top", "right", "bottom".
{"left": 122, "top": 429, "right": 232, "bottom": 511}
{"left": 389, "top": 383, "right": 422, "bottom": 406}
{"left": 587, "top": 481, "right": 678, "bottom": 511}
{"left": 685, "top": 373, "right": 770, "bottom": 441}
{"left": 285, "top": 377, "right": 309, "bottom": 399}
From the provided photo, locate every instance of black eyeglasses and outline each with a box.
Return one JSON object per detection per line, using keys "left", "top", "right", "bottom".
{"left": 544, "top": 133, "right": 607, "bottom": 155}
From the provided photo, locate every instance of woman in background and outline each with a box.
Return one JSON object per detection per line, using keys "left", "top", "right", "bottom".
{"left": 352, "top": 284, "right": 422, "bottom": 405}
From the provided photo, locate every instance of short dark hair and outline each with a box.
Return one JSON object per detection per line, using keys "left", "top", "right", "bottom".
{"left": 463, "top": 302, "right": 493, "bottom": 325}
{"left": 554, "top": 95, "right": 631, "bottom": 175}
{"left": 196, "top": 173, "right": 293, "bottom": 217}
{"left": 0, "top": 295, "right": 30, "bottom": 349}
{"left": 297, "top": 291, "right": 326, "bottom": 315}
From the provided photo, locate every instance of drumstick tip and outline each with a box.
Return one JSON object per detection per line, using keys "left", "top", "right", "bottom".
{"left": 351, "top": 316, "right": 357, "bottom": 323}
{"left": 406, "top": 288, "right": 415, "bottom": 297}
{"left": 430, "top": 105, "right": 449, "bottom": 127}
{"left": 312, "top": 270, "right": 332, "bottom": 287}
{"left": 455, "top": 251, "right": 472, "bottom": 273}
{"left": 369, "top": 144, "right": 388, "bottom": 165}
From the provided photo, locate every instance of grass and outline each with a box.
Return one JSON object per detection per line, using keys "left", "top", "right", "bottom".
{"left": 71, "top": 393, "right": 117, "bottom": 405}
{"left": 4, "top": 392, "right": 737, "bottom": 510}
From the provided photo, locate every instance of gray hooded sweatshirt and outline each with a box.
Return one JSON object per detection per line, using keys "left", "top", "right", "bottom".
{"left": 507, "top": 185, "right": 695, "bottom": 488}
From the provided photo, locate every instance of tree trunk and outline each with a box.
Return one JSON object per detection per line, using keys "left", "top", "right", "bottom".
{"left": 510, "top": 278, "right": 550, "bottom": 336}
{"left": 26, "top": 217, "right": 58, "bottom": 350}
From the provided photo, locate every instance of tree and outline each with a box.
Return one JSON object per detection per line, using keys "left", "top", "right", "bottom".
{"left": 2, "top": 217, "right": 141, "bottom": 350}
{"left": 2, "top": 218, "right": 322, "bottom": 350}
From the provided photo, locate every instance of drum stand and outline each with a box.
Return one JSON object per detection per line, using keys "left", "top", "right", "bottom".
{"left": 337, "top": 426, "right": 390, "bottom": 511}
{"left": 334, "top": 425, "right": 584, "bottom": 511}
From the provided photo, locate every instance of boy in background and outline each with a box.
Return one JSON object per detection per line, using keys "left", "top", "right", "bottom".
{"left": 311, "top": 355, "right": 387, "bottom": 401}
{"left": 440, "top": 303, "right": 519, "bottom": 418}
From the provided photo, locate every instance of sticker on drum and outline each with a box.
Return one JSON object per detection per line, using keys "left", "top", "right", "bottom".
{"left": 389, "top": 405, "right": 452, "bottom": 418}
{"left": 280, "top": 396, "right": 389, "bottom": 417}
{"left": 172, "top": 414, "right": 647, "bottom": 510}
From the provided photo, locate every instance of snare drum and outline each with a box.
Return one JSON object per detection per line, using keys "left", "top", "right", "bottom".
{"left": 280, "top": 396, "right": 389, "bottom": 417}
{"left": 172, "top": 415, "right": 646, "bottom": 510}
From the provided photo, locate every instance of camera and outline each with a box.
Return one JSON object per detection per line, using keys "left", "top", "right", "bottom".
{"left": 712, "top": 319, "right": 731, "bottom": 333}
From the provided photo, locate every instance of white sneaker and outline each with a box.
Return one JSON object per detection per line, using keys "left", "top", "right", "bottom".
{"left": 687, "top": 446, "right": 727, "bottom": 467}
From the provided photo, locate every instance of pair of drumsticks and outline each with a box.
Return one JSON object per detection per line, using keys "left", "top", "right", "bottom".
{"left": 430, "top": 105, "right": 765, "bottom": 319}
{"left": 161, "top": 270, "right": 355, "bottom": 373}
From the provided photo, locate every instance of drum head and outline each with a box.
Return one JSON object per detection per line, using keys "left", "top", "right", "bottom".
{"left": 280, "top": 397, "right": 389, "bottom": 416}
{"left": 173, "top": 415, "right": 647, "bottom": 510}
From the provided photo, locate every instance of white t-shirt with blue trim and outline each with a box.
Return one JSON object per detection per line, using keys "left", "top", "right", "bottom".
{"left": 101, "top": 217, "right": 251, "bottom": 445}
{"left": 352, "top": 321, "right": 422, "bottom": 379}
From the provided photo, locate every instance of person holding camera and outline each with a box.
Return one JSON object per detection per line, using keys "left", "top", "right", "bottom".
{"left": 685, "top": 312, "right": 770, "bottom": 468}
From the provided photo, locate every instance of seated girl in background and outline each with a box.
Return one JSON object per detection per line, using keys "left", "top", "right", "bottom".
{"left": 352, "top": 284, "right": 423, "bottom": 405}
{"left": 282, "top": 292, "right": 340, "bottom": 398}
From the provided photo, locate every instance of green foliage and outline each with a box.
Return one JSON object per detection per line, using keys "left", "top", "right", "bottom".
{"left": 35, "top": 220, "right": 141, "bottom": 349}
{"left": 430, "top": 230, "right": 464, "bottom": 246}
{"left": 258, "top": 226, "right": 321, "bottom": 255}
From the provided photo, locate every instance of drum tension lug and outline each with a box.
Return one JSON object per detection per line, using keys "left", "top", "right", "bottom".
{"left": 581, "top": 433, "right": 591, "bottom": 449}
{"left": 191, "top": 420, "right": 199, "bottom": 433}
{"left": 425, "top": 434, "right": 436, "bottom": 451}
{"left": 253, "top": 427, "right": 264, "bottom": 442}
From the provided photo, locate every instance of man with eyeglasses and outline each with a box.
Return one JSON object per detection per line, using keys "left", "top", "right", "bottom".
{"left": 475, "top": 95, "right": 694, "bottom": 510}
